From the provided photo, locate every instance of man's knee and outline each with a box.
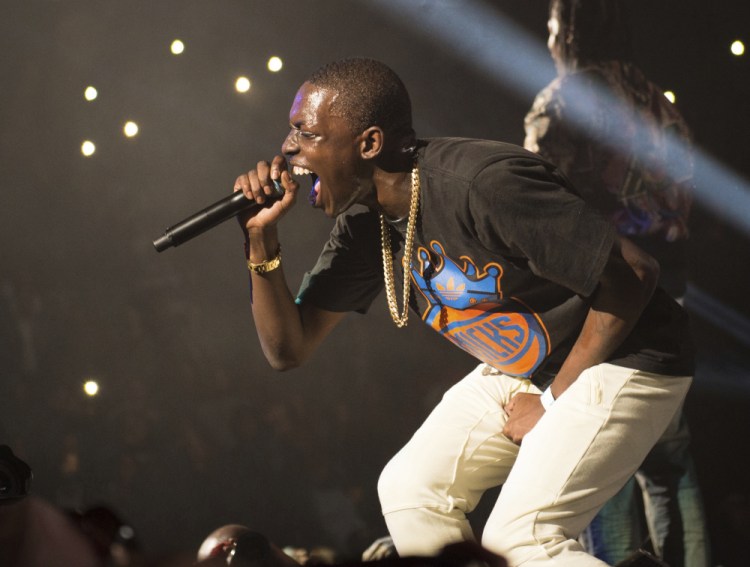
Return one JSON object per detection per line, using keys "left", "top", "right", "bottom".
{"left": 378, "top": 454, "right": 417, "bottom": 512}
{"left": 378, "top": 453, "right": 448, "bottom": 513}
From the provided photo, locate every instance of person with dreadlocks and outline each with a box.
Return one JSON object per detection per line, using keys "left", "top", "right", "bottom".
{"left": 524, "top": 1, "right": 709, "bottom": 566}
{"left": 234, "top": 57, "right": 693, "bottom": 566}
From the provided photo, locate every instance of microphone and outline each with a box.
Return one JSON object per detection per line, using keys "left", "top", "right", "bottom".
{"left": 152, "top": 180, "right": 284, "bottom": 252}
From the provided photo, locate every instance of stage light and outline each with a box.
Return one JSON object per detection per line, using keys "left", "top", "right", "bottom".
{"left": 664, "top": 91, "right": 676, "bottom": 104}
{"left": 118, "top": 525, "right": 135, "bottom": 540}
{"left": 731, "top": 40, "right": 745, "bottom": 56}
{"left": 123, "top": 121, "right": 139, "bottom": 138}
{"left": 235, "top": 76, "right": 251, "bottom": 93}
{"left": 268, "top": 56, "right": 283, "bottom": 72}
{"left": 83, "top": 380, "right": 99, "bottom": 397}
{"left": 171, "top": 39, "right": 185, "bottom": 55}
{"left": 84, "top": 86, "right": 98, "bottom": 101}
{"left": 81, "top": 140, "right": 96, "bottom": 156}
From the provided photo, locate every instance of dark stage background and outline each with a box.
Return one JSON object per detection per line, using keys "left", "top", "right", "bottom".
{"left": 2, "top": 0, "right": 750, "bottom": 564}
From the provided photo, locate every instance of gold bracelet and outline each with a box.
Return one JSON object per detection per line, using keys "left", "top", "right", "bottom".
{"left": 247, "top": 245, "right": 281, "bottom": 274}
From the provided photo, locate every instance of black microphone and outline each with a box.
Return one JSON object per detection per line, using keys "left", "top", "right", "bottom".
{"left": 152, "top": 180, "right": 284, "bottom": 252}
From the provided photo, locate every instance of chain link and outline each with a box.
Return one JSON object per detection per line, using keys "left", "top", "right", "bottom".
{"left": 380, "top": 164, "right": 420, "bottom": 328}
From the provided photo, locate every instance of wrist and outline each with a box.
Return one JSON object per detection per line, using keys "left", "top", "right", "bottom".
{"left": 244, "top": 229, "right": 280, "bottom": 262}
{"left": 247, "top": 244, "right": 282, "bottom": 274}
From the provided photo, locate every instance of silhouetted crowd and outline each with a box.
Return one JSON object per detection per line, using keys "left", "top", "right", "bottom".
{"left": 0, "top": 443, "right": 511, "bottom": 567}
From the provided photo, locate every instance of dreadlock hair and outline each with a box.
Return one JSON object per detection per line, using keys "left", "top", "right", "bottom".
{"left": 307, "top": 58, "right": 415, "bottom": 151}
{"left": 551, "top": 0, "right": 633, "bottom": 69}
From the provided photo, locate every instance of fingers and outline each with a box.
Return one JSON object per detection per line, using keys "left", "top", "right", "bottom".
{"left": 270, "top": 155, "right": 287, "bottom": 183}
{"left": 234, "top": 161, "right": 273, "bottom": 204}
{"left": 278, "top": 169, "right": 299, "bottom": 203}
{"left": 233, "top": 158, "right": 300, "bottom": 232}
{"left": 502, "top": 422, "right": 522, "bottom": 446}
{"left": 256, "top": 159, "right": 277, "bottom": 200}
{"left": 235, "top": 158, "right": 298, "bottom": 202}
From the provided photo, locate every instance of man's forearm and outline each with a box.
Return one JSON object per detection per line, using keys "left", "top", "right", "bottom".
{"left": 549, "top": 237, "right": 659, "bottom": 399}
{"left": 250, "top": 270, "right": 313, "bottom": 371}
{"left": 550, "top": 305, "right": 641, "bottom": 399}
{"left": 245, "top": 228, "right": 309, "bottom": 370}
{"left": 245, "top": 228, "right": 346, "bottom": 371}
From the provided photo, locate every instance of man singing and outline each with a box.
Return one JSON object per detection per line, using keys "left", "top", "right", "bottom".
{"left": 233, "top": 58, "right": 693, "bottom": 566}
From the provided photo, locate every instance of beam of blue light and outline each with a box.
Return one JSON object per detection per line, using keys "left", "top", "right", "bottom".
{"left": 367, "top": 0, "right": 750, "bottom": 236}
{"left": 685, "top": 283, "right": 750, "bottom": 348}
{"left": 692, "top": 153, "right": 750, "bottom": 233}
{"left": 684, "top": 287, "right": 750, "bottom": 395}
{"left": 369, "top": 0, "right": 553, "bottom": 99}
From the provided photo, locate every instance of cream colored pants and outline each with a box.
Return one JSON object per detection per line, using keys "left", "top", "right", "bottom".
{"left": 378, "top": 363, "right": 692, "bottom": 566}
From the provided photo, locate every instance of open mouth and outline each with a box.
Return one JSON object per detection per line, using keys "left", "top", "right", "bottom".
{"left": 293, "top": 166, "right": 320, "bottom": 206}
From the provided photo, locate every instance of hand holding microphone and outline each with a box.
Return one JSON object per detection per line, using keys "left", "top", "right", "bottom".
{"left": 152, "top": 158, "right": 298, "bottom": 252}
{"left": 234, "top": 158, "right": 300, "bottom": 233}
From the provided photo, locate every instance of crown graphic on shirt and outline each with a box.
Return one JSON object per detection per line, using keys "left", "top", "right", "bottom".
{"left": 412, "top": 241, "right": 503, "bottom": 309}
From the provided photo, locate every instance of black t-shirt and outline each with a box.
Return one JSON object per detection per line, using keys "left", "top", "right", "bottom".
{"left": 297, "top": 138, "right": 694, "bottom": 387}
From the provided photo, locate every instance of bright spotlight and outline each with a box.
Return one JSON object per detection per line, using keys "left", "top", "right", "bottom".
{"left": 731, "top": 40, "right": 745, "bottom": 56}
{"left": 118, "top": 525, "right": 136, "bottom": 540}
{"left": 235, "top": 76, "right": 251, "bottom": 93}
{"left": 171, "top": 39, "right": 185, "bottom": 55}
{"left": 84, "top": 86, "right": 98, "bottom": 101}
{"left": 267, "top": 56, "right": 283, "bottom": 72}
{"left": 663, "top": 91, "right": 676, "bottom": 104}
{"left": 123, "top": 121, "right": 139, "bottom": 138}
{"left": 83, "top": 380, "right": 99, "bottom": 396}
{"left": 81, "top": 140, "right": 96, "bottom": 156}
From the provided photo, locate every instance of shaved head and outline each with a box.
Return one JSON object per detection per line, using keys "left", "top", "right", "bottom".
{"left": 307, "top": 58, "right": 415, "bottom": 150}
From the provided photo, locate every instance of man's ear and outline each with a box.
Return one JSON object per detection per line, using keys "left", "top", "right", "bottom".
{"left": 359, "top": 126, "right": 384, "bottom": 159}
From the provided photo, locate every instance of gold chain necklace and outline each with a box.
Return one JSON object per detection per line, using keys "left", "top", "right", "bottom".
{"left": 380, "top": 163, "right": 420, "bottom": 328}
